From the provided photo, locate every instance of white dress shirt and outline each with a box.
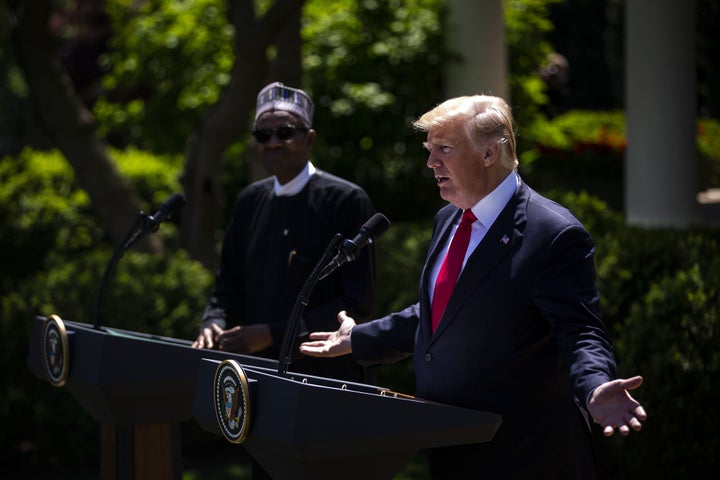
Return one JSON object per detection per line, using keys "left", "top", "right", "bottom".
{"left": 429, "top": 171, "right": 520, "bottom": 302}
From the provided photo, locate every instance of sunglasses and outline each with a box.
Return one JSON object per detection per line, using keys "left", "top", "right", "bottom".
{"left": 252, "top": 125, "right": 308, "bottom": 143}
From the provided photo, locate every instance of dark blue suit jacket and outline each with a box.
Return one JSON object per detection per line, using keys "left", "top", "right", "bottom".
{"left": 352, "top": 179, "right": 616, "bottom": 478}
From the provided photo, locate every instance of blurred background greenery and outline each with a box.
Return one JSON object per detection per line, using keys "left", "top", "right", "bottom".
{"left": 1, "top": 0, "right": 719, "bottom": 478}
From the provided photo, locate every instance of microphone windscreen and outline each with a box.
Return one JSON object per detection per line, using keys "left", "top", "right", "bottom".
{"left": 164, "top": 192, "right": 187, "bottom": 212}
{"left": 364, "top": 213, "right": 391, "bottom": 240}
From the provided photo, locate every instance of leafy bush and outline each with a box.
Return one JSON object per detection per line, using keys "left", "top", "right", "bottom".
{"left": 0, "top": 147, "right": 184, "bottom": 293}
{"left": 0, "top": 149, "right": 99, "bottom": 291}
{"left": 504, "top": 0, "right": 563, "bottom": 126}
{"left": 698, "top": 118, "right": 720, "bottom": 188}
{"left": 97, "top": 0, "right": 235, "bottom": 152}
{"left": 594, "top": 228, "right": 720, "bottom": 479}
{"left": 528, "top": 193, "right": 720, "bottom": 478}
{"left": 374, "top": 221, "right": 432, "bottom": 315}
{"left": 111, "top": 148, "right": 185, "bottom": 210}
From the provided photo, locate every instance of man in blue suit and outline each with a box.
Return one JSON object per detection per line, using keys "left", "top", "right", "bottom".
{"left": 300, "top": 94, "right": 647, "bottom": 479}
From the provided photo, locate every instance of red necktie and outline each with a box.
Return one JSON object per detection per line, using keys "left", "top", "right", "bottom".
{"left": 431, "top": 209, "right": 477, "bottom": 333}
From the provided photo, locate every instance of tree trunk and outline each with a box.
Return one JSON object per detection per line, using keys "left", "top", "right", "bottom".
{"left": 269, "top": 1, "right": 304, "bottom": 87}
{"left": 10, "top": 0, "right": 162, "bottom": 253}
{"left": 181, "top": 0, "right": 305, "bottom": 270}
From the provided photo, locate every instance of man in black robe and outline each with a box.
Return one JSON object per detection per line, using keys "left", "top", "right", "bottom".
{"left": 192, "top": 82, "right": 376, "bottom": 383}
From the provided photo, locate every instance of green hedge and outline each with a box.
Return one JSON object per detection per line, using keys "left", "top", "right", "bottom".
{"left": 594, "top": 228, "right": 720, "bottom": 479}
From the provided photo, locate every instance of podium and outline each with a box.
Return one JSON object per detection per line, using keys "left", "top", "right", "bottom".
{"left": 193, "top": 358, "right": 501, "bottom": 479}
{"left": 28, "top": 314, "right": 502, "bottom": 479}
{"left": 26, "top": 315, "right": 278, "bottom": 479}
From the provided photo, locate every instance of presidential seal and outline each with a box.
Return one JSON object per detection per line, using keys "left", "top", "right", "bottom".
{"left": 40, "top": 314, "right": 69, "bottom": 387}
{"left": 214, "top": 359, "right": 251, "bottom": 444}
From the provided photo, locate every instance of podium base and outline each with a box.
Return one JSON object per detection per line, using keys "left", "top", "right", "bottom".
{"left": 252, "top": 449, "right": 415, "bottom": 480}
{"left": 101, "top": 423, "right": 181, "bottom": 480}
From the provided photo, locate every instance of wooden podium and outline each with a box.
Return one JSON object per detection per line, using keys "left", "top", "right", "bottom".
{"left": 28, "top": 314, "right": 502, "bottom": 479}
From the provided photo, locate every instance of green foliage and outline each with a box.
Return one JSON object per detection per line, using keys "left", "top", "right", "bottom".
{"left": 595, "top": 229, "right": 689, "bottom": 333}
{"left": 34, "top": 248, "right": 213, "bottom": 335}
{"left": 514, "top": 192, "right": 720, "bottom": 479}
{"left": 542, "top": 189, "right": 624, "bottom": 239}
{"left": 97, "top": 0, "right": 235, "bottom": 151}
{"left": 374, "top": 221, "right": 432, "bottom": 315}
{"left": 523, "top": 111, "right": 720, "bottom": 181}
{"left": 303, "top": 0, "right": 447, "bottom": 223}
{"left": 521, "top": 109, "right": 626, "bottom": 178}
{"left": 112, "top": 148, "right": 184, "bottom": 196}
{"left": 594, "top": 229, "right": 720, "bottom": 479}
{"left": 301, "top": 0, "right": 570, "bottom": 223}
{"left": 698, "top": 118, "right": 720, "bottom": 188}
{"left": 0, "top": 147, "right": 185, "bottom": 294}
{"left": 0, "top": 149, "right": 100, "bottom": 291}
{"left": 525, "top": 110, "right": 626, "bottom": 152}
{"left": 89, "top": 0, "right": 566, "bottom": 226}
{"left": 504, "top": 0, "right": 563, "bottom": 126}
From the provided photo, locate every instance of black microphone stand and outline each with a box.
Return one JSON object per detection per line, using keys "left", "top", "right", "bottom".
{"left": 277, "top": 233, "right": 343, "bottom": 377}
{"left": 92, "top": 210, "right": 156, "bottom": 331}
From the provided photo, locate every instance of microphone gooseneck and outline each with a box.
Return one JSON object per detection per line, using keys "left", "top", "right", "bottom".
{"left": 93, "top": 192, "right": 186, "bottom": 330}
{"left": 277, "top": 213, "right": 391, "bottom": 377}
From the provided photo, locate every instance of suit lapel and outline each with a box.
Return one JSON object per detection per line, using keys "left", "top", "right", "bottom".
{"left": 430, "top": 182, "right": 529, "bottom": 340}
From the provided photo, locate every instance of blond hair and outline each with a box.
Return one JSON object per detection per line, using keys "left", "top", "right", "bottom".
{"left": 414, "top": 95, "right": 519, "bottom": 170}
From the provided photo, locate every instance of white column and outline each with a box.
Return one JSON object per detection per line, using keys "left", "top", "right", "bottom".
{"left": 625, "top": 0, "right": 700, "bottom": 226}
{"left": 445, "top": 0, "right": 508, "bottom": 100}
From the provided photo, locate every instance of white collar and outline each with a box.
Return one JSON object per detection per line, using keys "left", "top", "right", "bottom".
{"left": 467, "top": 170, "right": 519, "bottom": 228}
{"left": 274, "top": 162, "right": 316, "bottom": 196}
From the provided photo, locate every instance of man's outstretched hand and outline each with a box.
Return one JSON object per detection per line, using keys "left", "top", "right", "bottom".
{"left": 588, "top": 375, "right": 647, "bottom": 436}
{"left": 299, "top": 310, "right": 356, "bottom": 358}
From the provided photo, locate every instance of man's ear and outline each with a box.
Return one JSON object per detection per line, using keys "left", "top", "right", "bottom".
{"left": 482, "top": 141, "right": 501, "bottom": 167}
{"left": 307, "top": 129, "right": 317, "bottom": 148}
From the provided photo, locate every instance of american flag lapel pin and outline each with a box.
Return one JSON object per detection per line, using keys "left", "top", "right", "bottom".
{"left": 501, "top": 234, "right": 510, "bottom": 245}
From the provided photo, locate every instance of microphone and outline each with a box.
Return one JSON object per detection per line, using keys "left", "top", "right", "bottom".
{"left": 95, "top": 192, "right": 187, "bottom": 329}
{"left": 319, "top": 213, "right": 390, "bottom": 279}
{"left": 143, "top": 192, "right": 186, "bottom": 233}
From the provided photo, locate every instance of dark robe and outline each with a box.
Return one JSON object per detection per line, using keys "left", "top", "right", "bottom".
{"left": 203, "top": 169, "right": 376, "bottom": 382}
